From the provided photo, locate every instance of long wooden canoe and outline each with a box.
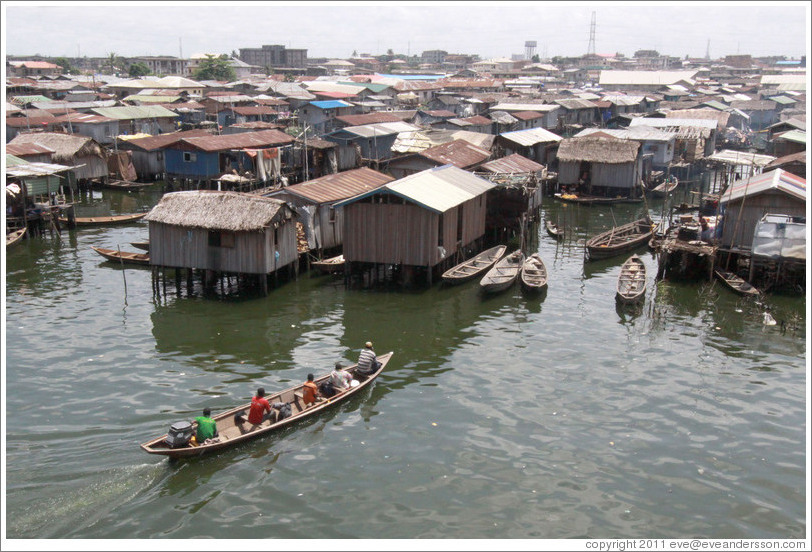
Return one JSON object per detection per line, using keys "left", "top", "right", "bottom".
{"left": 311, "top": 254, "right": 345, "bottom": 274}
{"left": 60, "top": 213, "right": 146, "bottom": 226}
{"left": 130, "top": 241, "right": 150, "bottom": 251}
{"left": 616, "top": 255, "right": 647, "bottom": 304}
{"left": 520, "top": 253, "right": 548, "bottom": 293}
{"left": 101, "top": 179, "right": 154, "bottom": 190}
{"left": 91, "top": 246, "right": 150, "bottom": 266}
{"left": 646, "top": 178, "right": 678, "bottom": 197}
{"left": 714, "top": 269, "right": 761, "bottom": 297}
{"left": 441, "top": 245, "right": 506, "bottom": 285}
{"left": 555, "top": 192, "right": 643, "bottom": 205}
{"left": 140, "top": 352, "right": 394, "bottom": 459}
{"left": 480, "top": 249, "right": 524, "bottom": 294}
{"left": 6, "top": 228, "right": 26, "bottom": 248}
{"left": 545, "top": 220, "right": 563, "bottom": 241}
{"left": 585, "top": 217, "right": 654, "bottom": 260}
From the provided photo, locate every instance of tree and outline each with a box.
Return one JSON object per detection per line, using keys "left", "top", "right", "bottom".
{"left": 193, "top": 54, "right": 236, "bottom": 82}
{"left": 107, "top": 52, "right": 118, "bottom": 74}
{"left": 128, "top": 62, "right": 151, "bottom": 77}
{"left": 53, "top": 57, "right": 78, "bottom": 75}
{"left": 352, "top": 50, "right": 358, "bottom": 57}
{"left": 387, "top": 49, "right": 394, "bottom": 56}
{"left": 531, "top": 54, "right": 540, "bottom": 63}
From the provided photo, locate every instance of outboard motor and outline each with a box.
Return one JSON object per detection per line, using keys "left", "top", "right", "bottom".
{"left": 165, "top": 421, "right": 194, "bottom": 448}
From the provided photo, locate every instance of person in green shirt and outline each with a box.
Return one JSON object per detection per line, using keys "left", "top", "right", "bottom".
{"left": 194, "top": 407, "right": 218, "bottom": 443}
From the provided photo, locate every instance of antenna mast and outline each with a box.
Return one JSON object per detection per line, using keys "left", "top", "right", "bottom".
{"left": 587, "top": 11, "right": 596, "bottom": 55}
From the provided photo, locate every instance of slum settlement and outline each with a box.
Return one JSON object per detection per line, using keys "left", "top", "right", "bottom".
{"left": 6, "top": 50, "right": 806, "bottom": 295}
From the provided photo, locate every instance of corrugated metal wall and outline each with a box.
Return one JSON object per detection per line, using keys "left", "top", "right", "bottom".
{"left": 592, "top": 162, "right": 636, "bottom": 188}
{"left": 131, "top": 151, "right": 164, "bottom": 179}
{"left": 720, "top": 194, "right": 806, "bottom": 250}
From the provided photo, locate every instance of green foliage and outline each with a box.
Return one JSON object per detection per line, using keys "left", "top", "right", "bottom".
{"left": 531, "top": 54, "right": 540, "bottom": 63}
{"left": 128, "top": 62, "right": 151, "bottom": 77}
{"left": 193, "top": 54, "right": 236, "bottom": 82}
{"left": 53, "top": 57, "right": 79, "bottom": 75}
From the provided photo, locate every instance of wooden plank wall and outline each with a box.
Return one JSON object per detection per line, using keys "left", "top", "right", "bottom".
{"left": 720, "top": 194, "right": 806, "bottom": 250}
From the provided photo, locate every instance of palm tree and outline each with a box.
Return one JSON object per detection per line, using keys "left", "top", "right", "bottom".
{"left": 107, "top": 52, "right": 117, "bottom": 74}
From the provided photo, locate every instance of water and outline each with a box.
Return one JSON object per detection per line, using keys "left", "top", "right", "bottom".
{"left": 3, "top": 187, "right": 807, "bottom": 541}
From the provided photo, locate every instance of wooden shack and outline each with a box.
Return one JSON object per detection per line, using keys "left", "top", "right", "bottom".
{"left": 8, "top": 132, "right": 108, "bottom": 187}
{"left": 118, "top": 129, "right": 212, "bottom": 181}
{"left": 386, "top": 139, "right": 492, "bottom": 179}
{"left": 335, "top": 164, "right": 495, "bottom": 286}
{"left": 717, "top": 169, "right": 806, "bottom": 255}
{"left": 555, "top": 135, "right": 642, "bottom": 197}
{"left": 144, "top": 190, "right": 298, "bottom": 295}
{"left": 264, "top": 167, "right": 394, "bottom": 254}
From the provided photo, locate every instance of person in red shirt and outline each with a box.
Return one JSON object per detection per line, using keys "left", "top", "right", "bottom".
{"left": 302, "top": 373, "right": 320, "bottom": 407}
{"left": 247, "top": 387, "right": 273, "bottom": 425}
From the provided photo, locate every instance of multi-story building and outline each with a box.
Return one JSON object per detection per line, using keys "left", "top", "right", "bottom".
{"left": 421, "top": 50, "right": 448, "bottom": 65}
{"left": 131, "top": 56, "right": 190, "bottom": 76}
{"left": 239, "top": 44, "right": 308, "bottom": 69}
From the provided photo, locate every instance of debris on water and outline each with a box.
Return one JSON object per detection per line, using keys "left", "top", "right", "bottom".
{"left": 697, "top": 467, "right": 705, "bottom": 475}
{"left": 609, "top": 441, "right": 615, "bottom": 446}
{"left": 431, "top": 422, "right": 437, "bottom": 426}
{"left": 763, "top": 312, "right": 777, "bottom": 326}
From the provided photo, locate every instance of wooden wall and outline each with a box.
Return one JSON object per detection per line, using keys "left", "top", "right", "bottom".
{"left": 720, "top": 193, "right": 806, "bottom": 250}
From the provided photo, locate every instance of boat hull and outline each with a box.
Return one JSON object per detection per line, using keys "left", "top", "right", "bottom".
{"left": 480, "top": 250, "right": 524, "bottom": 293}
{"left": 616, "top": 255, "right": 647, "bottom": 304}
{"left": 520, "top": 253, "right": 548, "bottom": 292}
{"left": 140, "top": 352, "right": 394, "bottom": 459}
{"left": 442, "top": 245, "right": 507, "bottom": 285}
{"left": 714, "top": 269, "right": 760, "bottom": 297}
{"left": 92, "top": 246, "right": 150, "bottom": 265}
{"left": 586, "top": 218, "right": 654, "bottom": 260}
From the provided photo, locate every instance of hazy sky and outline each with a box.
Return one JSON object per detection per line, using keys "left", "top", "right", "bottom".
{"left": 3, "top": 1, "right": 810, "bottom": 61}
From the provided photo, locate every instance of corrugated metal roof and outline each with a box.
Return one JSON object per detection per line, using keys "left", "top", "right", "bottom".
{"left": 340, "top": 121, "right": 419, "bottom": 138}
{"left": 628, "top": 117, "right": 717, "bottom": 130}
{"left": 706, "top": 149, "right": 776, "bottom": 167}
{"left": 5, "top": 161, "right": 73, "bottom": 177}
{"left": 598, "top": 70, "right": 697, "bottom": 86}
{"left": 309, "top": 100, "right": 354, "bottom": 109}
{"left": 268, "top": 167, "right": 394, "bottom": 204}
{"left": 168, "top": 129, "right": 294, "bottom": 152}
{"left": 91, "top": 105, "right": 179, "bottom": 120}
{"left": 229, "top": 106, "right": 278, "bottom": 116}
{"left": 511, "top": 111, "right": 544, "bottom": 121}
{"left": 773, "top": 129, "right": 806, "bottom": 144}
{"left": 5, "top": 143, "right": 56, "bottom": 156}
{"left": 490, "top": 103, "right": 559, "bottom": 113}
{"left": 720, "top": 169, "right": 806, "bottom": 204}
{"left": 576, "top": 127, "right": 676, "bottom": 142}
{"left": 600, "top": 95, "right": 646, "bottom": 106}
{"left": 418, "top": 139, "right": 492, "bottom": 168}
{"left": 479, "top": 153, "right": 545, "bottom": 174}
{"left": 554, "top": 98, "right": 599, "bottom": 109}
{"left": 499, "top": 127, "right": 562, "bottom": 146}
{"left": 119, "top": 129, "right": 213, "bottom": 151}
{"left": 336, "top": 112, "right": 404, "bottom": 126}
{"left": 335, "top": 165, "right": 494, "bottom": 213}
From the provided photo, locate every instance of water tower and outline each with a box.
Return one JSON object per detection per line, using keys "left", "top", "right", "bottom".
{"left": 525, "top": 40, "right": 537, "bottom": 60}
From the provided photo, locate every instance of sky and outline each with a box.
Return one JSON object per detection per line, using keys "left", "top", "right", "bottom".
{"left": 2, "top": 1, "right": 810, "bottom": 62}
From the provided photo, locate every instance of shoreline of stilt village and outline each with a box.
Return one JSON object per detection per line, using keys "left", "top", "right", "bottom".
{"left": 6, "top": 39, "right": 806, "bottom": 300}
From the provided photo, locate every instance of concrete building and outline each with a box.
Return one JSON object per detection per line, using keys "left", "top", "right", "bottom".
{"left": 239, "top": 44, "right": 308, "bottom": 69}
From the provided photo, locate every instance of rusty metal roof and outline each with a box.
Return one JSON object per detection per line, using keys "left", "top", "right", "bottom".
{"left": 511, "top": 111, "right": 544, "bottom": 121}
{"left": 479, "top": 153, "right": 545, "bottom": 174}
{"left": 268, "top": 167, "right": 394, "bottom": 204}
{"left": 228, "top": 106, "right": 278, "bottom": 116}
{"left": 336, "top": 112, "right": 404, "bottom": 126}
{"left": 6, "top": 143, "right": 56, "bottom": 156}
{"left": 118, "top": 129, "right": 213, "bottom": 151}
{"left": 418, "top": 139, "right": 491, "bottom": 169}
{"left": 169, "top": 129, "right": 295, "bottom": 152}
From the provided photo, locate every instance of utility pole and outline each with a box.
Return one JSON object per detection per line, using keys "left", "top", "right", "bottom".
{"left": 705, "top": 39, "right": 710, "bottom": 60}
{"left": 587, "top": 11, "right": 596, "bottom": 55}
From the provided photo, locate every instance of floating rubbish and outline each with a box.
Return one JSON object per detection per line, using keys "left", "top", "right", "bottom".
{"left": 763, "top": 312, "right": 777, "bottom": 326}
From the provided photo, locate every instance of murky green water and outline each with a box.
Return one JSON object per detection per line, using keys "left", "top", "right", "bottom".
{"left": 4, "top": 186, "right": 806, "bottom": 540}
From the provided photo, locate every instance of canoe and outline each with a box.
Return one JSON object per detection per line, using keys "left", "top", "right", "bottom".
{"left": 441, "top": 245, "right": 507, "bottom": 285}
{"left": 616, "top": 255, "right": 647, "bottom": 304}
{"left": 647, "top": 178, "right": 679, "bottom": 197}
{"left": 6, "top": 228, "right": 26, "bottom": 248}
{"left": 480, "top": 249, "right": 524, "bottom": 294}
{"left": 91, "top": 246, "right": 150, "bottom": 266}
{"left": 61, "top": 213, "right": 146, "bottom": 226}
{"left": 520, "top": 253, "right": 548, "bottom": 293}
{"left": 714, "top": 269, "right": 761, "bottom": 297}
{"left": 555, "top": 192, "right": 642, "bottom": 205}
{"left": 102, "top": 179, "right": 154, "bottom": 190}
{"left": 585, "top": 217, "right": 654, "bottom": 260}
{"left": 311, "top": 254, "right": 345, "bottom": 274}
{"left": 545, "top": 220, "right": 563, "bottom": 241}
{"left": 140, "top": 352, "right": 394, "bottom": 459}
{"left": 130, "top": 241, "right": 150, "bottom": 251}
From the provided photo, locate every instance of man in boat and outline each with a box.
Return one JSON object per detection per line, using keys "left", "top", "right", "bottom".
{"left": 302, "top": 373, "right": 321, "bottom": 407}
{"left": 330, "top": 362, "right": 352, "bottom": 392}
{"left": 194, "top": 407, "right": 218, "bottom": 443}
{"left": 247, "top": 387, "right": 274, "bottom": 425}
{"left": 355, "top": 341, "right": 381, "bottom": 379}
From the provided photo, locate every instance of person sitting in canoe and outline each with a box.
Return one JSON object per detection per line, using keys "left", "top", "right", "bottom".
{"left": 355, "top": 341, "right": 381, "bottom": 379}
{"left": 193, "top": 407, "right": 218, "bottom": 444}
{"left": 330, "top": 362, "right": 352, "bottom": 392}
{"left": 247, "top": 388, "right": 274, "bottom": 425}
{"left": 302, "top": 373, "right": 322, "bottom": 407}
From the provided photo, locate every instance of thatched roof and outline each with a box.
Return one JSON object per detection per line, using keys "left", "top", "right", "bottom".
{"left": 144, "top": 190, "right": 292, "bottom": 232}
{"left": 556, "top": 136, "right": 639, "bottom": 164}
{"left": 8, "top": 132, "right": 105, "bottom": 163}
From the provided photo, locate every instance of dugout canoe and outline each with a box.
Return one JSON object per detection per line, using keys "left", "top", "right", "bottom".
{"left": 441, "top": 245, "right": 507, "bottom": 285}
{"left": 6, "top": 228, "right": 26, "bottom": 248}
{"left": 311, "top": 254, "right": 345, "bottom": 274}
{"left": 616, "top": 255, "right": 647, "bottom": 304}
{"left": 545, "top": 220, "right": 563, "bottom": 241}
{"left": 585, "top": 217, "right": 654, "bottom": 260}
{"left": 520, "top": 253, "right": 548, "bottom": 293}
{"left": 91, "top": 246, "right": 150, "bottom": 266}
{"left": 714, "top": 269, "right": 761, "bottom": 297}
{"left": 479, "top": 249, "right": 524, "bottom": 294}
{"left": 61, "top": 213, "right": 146, "bottom": 226}
{"left": 140, "top": 352, "right": 395, "bottom": 459}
